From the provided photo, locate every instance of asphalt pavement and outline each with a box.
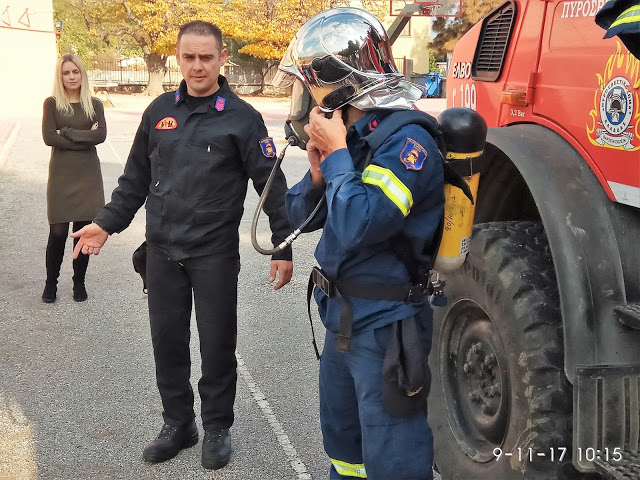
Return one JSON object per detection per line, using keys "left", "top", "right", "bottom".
{"left": 0, "top": 92, "right": 446, "bottom": 480}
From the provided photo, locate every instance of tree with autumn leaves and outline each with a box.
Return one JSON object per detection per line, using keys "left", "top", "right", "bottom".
{"left": 430, "top": 0, "right": 505, "bottom": 58}
{"left": 55, "top": 0, "right": 389, "bottom": 96}
{"left": 55, "top": 0, "right": 501, "bottom": 95}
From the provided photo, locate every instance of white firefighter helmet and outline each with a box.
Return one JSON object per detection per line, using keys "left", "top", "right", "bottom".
{"left": 272, "top": 7, "right": 423, "bottom": 112}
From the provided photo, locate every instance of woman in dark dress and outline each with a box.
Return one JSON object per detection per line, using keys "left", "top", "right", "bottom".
{"left": 41, "top": 55, "right": 106, "bottom": 303}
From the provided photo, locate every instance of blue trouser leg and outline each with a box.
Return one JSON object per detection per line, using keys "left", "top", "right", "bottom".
{"left": 320, "top": 318, "right": 434, "bottom": 480}
{"left": 320, "top": 331, "right": 364, "bottom": 479}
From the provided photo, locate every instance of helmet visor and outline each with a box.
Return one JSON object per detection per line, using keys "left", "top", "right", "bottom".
{"left": 289, "top": 79, "right": 312, "bottom": 119}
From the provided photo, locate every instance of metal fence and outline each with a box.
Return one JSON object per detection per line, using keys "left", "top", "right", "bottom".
{"left": 86, "top": 58, "right": 281, "bottom": 94}
{"left": 86, "top": 58, "right": 181, "bottom": 87}
{"left": 394, "top": 57, "right": 408, "bottom": 75}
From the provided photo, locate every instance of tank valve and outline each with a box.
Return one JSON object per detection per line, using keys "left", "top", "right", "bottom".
{"left": 429, "top": 277, "right": 447, "bottom": 307}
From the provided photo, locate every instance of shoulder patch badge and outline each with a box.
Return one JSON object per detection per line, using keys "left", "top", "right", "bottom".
{"left": 155, "top": 117, "right": 177, "bottom": 130}
{"left": 260, "top": 137, "right": 276, "bottom": 158}
{"left": 400, "top": 138, "right": 427, "bottom": 170}
{"left": 215, "top": 96, "right": 226, "bottom": 112}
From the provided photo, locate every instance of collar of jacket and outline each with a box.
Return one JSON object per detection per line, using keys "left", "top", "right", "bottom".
{"left": 174, "top": 75, "right": 232, "bottom": 106}
{"left": 348, "top": 109, "right": 392, "bottom": 141}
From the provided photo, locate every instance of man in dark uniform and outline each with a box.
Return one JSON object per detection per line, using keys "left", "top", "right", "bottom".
{"left": 274, "top": 8, "right": 442, "bottom": 479}
{"left": 71, "top": 20, "right": 293, "bottom": 470}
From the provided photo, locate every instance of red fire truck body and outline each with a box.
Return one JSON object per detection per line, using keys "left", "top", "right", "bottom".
{"left": 448, "top": 1, "right": 639, "bottom": 197}
{"left": 430, "top": 1, "right": 640, "bottom": 478}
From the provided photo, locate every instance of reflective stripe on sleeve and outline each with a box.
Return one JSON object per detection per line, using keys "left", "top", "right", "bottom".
{"left": 611, "top": 5, "right": 640, "bottom": 28}
{"left": 331, "top": 458, "right": 367, "bottom": 478}
{"left": 362, "top": 165, "right": 413, "bottom": 217}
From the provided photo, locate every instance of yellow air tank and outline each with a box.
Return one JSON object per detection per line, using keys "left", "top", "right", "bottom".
{"left": 434, "top": 159, "right": 480, "bottom": 273}
{"left": 432, "top": 108, "right": 488, "bottom": 274}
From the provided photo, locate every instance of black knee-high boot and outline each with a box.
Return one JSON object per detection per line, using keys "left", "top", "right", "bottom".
{"left": 72, "top": 221, "right": 90, "bottom": 302}
{"left": 43, "top": 224, "right": 68, "bottom": 303}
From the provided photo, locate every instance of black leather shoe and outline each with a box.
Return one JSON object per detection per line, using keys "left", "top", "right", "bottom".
{"left": 202, "top": 428, "right": 231, "bottom": 470}
{"left": 42, "top": 283, "right": 56, "bottom": 303}
{"left": 73, "top": 284, "right": 88, "bottom": 302}
{"left": 142, "top": 421, "right": 198, "bottom": 463}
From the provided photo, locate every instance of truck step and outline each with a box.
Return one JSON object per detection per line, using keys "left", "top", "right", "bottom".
{"left": 594, "top": 451, "right": 640, "bottom": 479}
{"left": 614, "top": 304, "right": 640, "bottom": 330}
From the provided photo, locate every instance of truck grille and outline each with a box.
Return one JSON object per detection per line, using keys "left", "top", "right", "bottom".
{"left": 472, "top": 0, "right": 516, "bottom": 82}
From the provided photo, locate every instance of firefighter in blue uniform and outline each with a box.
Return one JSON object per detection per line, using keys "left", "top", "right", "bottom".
{"left": 273, "top": 8, "right": 444, "bottom": 480}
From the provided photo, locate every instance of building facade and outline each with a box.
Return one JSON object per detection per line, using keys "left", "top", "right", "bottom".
{"left": 1, "top": 0, "right": 57, "bottom": 116}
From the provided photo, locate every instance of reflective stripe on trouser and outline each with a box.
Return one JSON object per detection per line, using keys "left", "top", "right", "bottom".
{"left": 319, "top": 310, "right": 434, "bottom": 480}
{"left": 331, "top": 459, "right": 367, "bottom": 478}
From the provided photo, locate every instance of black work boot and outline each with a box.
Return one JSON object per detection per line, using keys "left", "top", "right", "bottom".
{"left": 142, "top": 421, "right": 198, "bottom": 463}
{"left": 41, "top": 281, "right": 57, "bottom": 303}
{"left": 73, "top": 282, "right": 88, "bottom": 302}
{"left": 202, "top": 428, "right": 231, "bottom": 470}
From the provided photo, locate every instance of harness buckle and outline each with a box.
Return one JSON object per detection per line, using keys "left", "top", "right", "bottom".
{"left": 311, "top": 266, "right": 334, "bottom": 297}
{"left": 406, "top": 284, "right": 430, "bottom": 303}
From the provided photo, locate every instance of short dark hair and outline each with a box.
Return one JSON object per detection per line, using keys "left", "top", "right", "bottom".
{"left": 178, "top": 21, "right": 223, "bottom": 52}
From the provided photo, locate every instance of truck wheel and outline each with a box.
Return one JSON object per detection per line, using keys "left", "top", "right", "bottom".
{"left": 430, "top": 221, "right": 575, "bottom": 480}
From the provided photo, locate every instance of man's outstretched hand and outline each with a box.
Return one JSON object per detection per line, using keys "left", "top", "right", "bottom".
{"left": 69, "top": 223, "right": 109, "bottom": 258}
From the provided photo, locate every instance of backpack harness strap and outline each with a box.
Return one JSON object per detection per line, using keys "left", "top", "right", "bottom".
{"left": 307, "top": 266, "right": 432, "bottom": 358}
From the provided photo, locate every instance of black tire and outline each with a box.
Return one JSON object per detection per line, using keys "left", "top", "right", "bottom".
{"left": 430, "top": 221, "right": 575, "bottom": 480}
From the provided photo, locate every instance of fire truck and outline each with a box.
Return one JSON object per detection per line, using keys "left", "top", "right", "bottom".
{"left": 427, "top": 1, "right": 640, "bottom": 478}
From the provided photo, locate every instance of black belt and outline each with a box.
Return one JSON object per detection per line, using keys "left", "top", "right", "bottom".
{"left": 306, "top": 266, "right": 430, "bottom": 359}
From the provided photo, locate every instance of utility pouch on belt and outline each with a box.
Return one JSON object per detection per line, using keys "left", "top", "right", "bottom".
{"left": 382, "top": 317, "right": 431, "bottom": 417}
{"left": 307, "top": 266, "right": 431, "bottom": 359}
{"left": 132, "top": 241, "right": 148, "bottom": 294}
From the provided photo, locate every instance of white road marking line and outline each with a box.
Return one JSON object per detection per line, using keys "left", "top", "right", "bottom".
{"left": 236, "top": 352, "right": 311, "bottom": 480}
{"left": 106, "top": 137, "right": 125, "bottom": 166}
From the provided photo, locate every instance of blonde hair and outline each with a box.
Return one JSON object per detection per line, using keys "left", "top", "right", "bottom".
{"left": 52, "top": 55, "right": 96, "bottom": 120}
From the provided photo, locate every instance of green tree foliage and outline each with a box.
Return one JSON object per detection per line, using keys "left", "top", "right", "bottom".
{"left": 430, "top": 0, "right": 504, "bottom": 58}
{"left": 54, "top": 0, "right": 139, "bottom": 64}
{"left": 428, "top": 49, "right": 439, "bottom": 72}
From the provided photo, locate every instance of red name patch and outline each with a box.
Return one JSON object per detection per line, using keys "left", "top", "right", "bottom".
{"left": 155, "top": 117, "right": 177, "bottom": 130}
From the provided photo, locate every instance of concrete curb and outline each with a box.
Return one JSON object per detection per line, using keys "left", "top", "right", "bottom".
{"left": 0, "top": 121, "right": 22, "bottom": 170}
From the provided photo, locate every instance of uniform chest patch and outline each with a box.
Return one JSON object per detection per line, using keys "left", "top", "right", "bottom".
{"left": 400, "top": 138, "right": 427, "bottom": 170}
{"left": 368, "top": 117, "right": 379, "bottom": 133}
{"left": 215, "top": 96, "right": 226, "bottom": 112}
{"left": 156, "top": 117, "right": 178, "bottom": 130}
{"left": 260, "top": 137, "right": 276, "bottom": 158}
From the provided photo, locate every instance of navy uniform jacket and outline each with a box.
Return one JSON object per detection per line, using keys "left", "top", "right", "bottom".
{"left": 286, "top": 110, "right": 445, "bottom": 333}
{"left": 95, "top": 76, "right": 292, "bottom": 261}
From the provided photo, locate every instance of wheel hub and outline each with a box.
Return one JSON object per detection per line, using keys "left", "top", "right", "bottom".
{"left": 440, "top": 300, "right": 510, "bottom": 462}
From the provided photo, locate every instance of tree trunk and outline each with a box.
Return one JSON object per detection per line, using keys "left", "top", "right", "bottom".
{"left": 144, "top": 52, "right": 167, "bottom": 97}
{"left": 255, "top": 60, "right": 270, "bottom": 95}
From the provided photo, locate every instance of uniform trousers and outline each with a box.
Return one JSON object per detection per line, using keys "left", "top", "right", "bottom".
{"left": 319, "top": 314, "right": 434, "bottom": 480}
{"left": 146, "top": 244, "right": 239, "bottom": 431}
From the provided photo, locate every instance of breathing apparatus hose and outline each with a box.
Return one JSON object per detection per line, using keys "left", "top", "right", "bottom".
{"left": 250, "top": 121, "right": 327, "bottom": 256}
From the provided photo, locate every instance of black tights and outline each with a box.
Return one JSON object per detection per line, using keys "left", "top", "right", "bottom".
{"left": 45, "top": 221, "right": 91, "bottom": 285}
